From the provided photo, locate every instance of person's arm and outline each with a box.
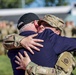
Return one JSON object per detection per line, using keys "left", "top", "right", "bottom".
{"left": 3, "top": 34, "right": 24, "bottom": 50}
{"left": 15, "top": 51, "right": 56, "bottom": 75}
{"left": 3, "top": 34, "right": 44, "bottom": 54}
{"left": 26, "top": 62, "right": 56, "bottom": 75}
{"left": 53, "top": 34, "right": 76, "bottom": 54}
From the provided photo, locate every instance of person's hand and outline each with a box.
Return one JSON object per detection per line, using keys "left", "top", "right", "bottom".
{"left": 20, "top": 34, "right": 44, "bottom": 54}
{"left": 15, "top": 51, "right": 31, "bottom": 70}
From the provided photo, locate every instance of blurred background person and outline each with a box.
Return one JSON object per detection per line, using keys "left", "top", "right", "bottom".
{"left": 63, "top": 21, "right": 75, "bottom": 37}
{"left": 0, "top": 21, "right": 18, "bottom": 55}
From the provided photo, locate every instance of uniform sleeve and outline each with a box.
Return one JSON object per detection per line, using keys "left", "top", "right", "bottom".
{"left": 25, "top": 62, "right": 56, "bottom": 75}
{"left": 3, "top": 34, "right": 25, "bottom": 50}
{"left": 54, "top": 35, "right": 76, "bottom": 54}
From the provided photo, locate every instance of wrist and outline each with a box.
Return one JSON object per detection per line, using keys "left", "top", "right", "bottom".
{"left": 26, "top": 61, "right": 37, "bottom": 70}
{"left": 14, "top": 35, "right": 25, "bottom": 47}
{"left": 20, "top": 37, "right": 25, "bottom": 45}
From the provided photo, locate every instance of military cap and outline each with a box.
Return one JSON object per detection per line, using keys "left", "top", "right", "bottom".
{"left": 38, "top": 15, "right": 65, "bottom": 31}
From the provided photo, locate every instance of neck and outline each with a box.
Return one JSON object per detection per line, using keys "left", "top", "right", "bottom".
{"left": 19, "top": 25, "right": 37, "bottom": 33}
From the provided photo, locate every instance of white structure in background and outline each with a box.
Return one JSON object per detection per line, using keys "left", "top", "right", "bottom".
{"left": 71, "top": 2, "right": 76, "bottom": 15}
{"left": 0, "top": 6, "right": 71, "bottom": 16}
{"left": 0, "top": 5, "right": 75, "bottom": 24}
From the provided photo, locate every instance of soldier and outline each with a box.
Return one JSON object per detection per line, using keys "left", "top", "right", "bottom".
{"left": 63, "top": 21, "right": 75, "bottom": 38}
{"left": 7, "top": 21, "right": 18, "bottom": 34}
{"left": 1, "top": 21, "right": 18, "bottom": 54}
{"left": 0, "top": 21, "right": 8, "bottom": 54}
{"left": 3, "top": 13, "right": 76, "bottom": 75}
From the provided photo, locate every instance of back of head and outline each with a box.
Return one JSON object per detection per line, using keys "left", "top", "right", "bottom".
{"left": 17, "top": 13, "right": 39, "bottom": 30}
{"left": 38, "top": 15, "right": 64, "bottom": 31}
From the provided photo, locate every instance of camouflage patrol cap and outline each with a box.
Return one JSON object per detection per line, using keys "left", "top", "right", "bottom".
{"left": 38, "top": 15, "right": 65, "bottom": 31}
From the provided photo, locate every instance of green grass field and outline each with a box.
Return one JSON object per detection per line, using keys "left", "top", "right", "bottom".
{"left": 0, "top": 55, "right": 13, "bottom": 75}
{"left": 0, "top": 55, "right": 76, "bottom": 75}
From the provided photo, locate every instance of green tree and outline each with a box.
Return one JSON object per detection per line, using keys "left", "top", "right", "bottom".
{"left": 0, "top": 0, "right": 34, "bottom": 9}
{"left": 56, "top": 0, "right": 69, "bottom": 6}
{"left": 25, "top": 0, "right": 34, "bottom": 5}
{"left": 0, "top": 0, "right": 69, "bottom": 9}
{"left": 0, "top": 0, "right": 21, "bottom": 9}
{"left": 44, "top": 0, "right": 69, "bottom": 6}
{"left": 26, "top": 0, "right": 69, "bottom": 7}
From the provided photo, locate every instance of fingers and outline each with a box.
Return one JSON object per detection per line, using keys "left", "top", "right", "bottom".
{"left": 24, "top": 51, "right": 29, "bottom": 57}
{"left": 23, "top": 43, "right": 42, "bottom": 54}
{"left": 25, "top": 46, "right": 34, "bottom": 54}
{"left": 32, "top": 42, "right": 43, "bottom": 47}
{"left": 33, "top": 39, "right": 44, "bottom": 47}
{"left": 30, "top": 34, "right": 44, "bottom": 43}
{"left": 15, "top": 55, "right": 21, "bottom": 62}
{"left": 15, "top": 60, "right": 20, "bottom": 65}
{"left": 30, "top": 44, "right": 40, "bottom": 51}
{"left": 34, "top": 39, "right": 44, "bottom": 42}
{"left": 18, "top": 52, "right": 23, "bottom": 59}
{"left": 16, "top": 66, "right": 22, "bottom": 69}
{"left": 15, "top": 60, "right": 22, "bottom": 69}
{"left": 21, "top": 34, "right": 44, "bottom": 54}
{"left": 31, "top": 34, "right": 44, "bottom": 43}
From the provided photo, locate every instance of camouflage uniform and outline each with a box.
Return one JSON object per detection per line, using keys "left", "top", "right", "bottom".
{"left": 3, "top": 15, "right": 76, "bottom": 75}
{"left": 38, "top": 15, "right": 64, "bottom": 31}
{"left": 7, "top": 21, "right": 18, "bottom": 34}
{"left": 63, "top": 26, "right": 73, "bottom": 37}
{"left": 3, "top": 34, "right": 24, "bottom": 50}
{"left": 0, "top": 21, "right": 18, "bottom": 54}
{"left": 25, "top": 52, "right": 76, "bottom": 75}
{"left": 26, "top": 62, "right": 56, "bottom": 75}
{"left": 55, "top": 52, "right": 76, "bottom": 75}
{"left": 0, "top": 21, "right": 8, "bottom": 54}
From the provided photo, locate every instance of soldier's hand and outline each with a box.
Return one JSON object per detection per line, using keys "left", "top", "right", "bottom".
{"left": 15, "top": 51, "right": 31, "bottom": 70}
{"left": 20, "top": 34, "right": 44, "bottom": 54}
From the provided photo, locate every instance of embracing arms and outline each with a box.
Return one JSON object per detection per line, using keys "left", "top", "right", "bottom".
{"left": 3, "top": 34, "right": 43, "bottom": 54}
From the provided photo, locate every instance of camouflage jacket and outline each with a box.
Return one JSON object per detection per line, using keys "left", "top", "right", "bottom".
{"left": 3, "top": 34, "right": 25, "bottom": 50}
{"left": 26, "top": 62, "right": 56, "bottom": 75}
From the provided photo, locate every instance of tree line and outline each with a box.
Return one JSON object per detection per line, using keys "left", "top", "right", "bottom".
{"left": 0, "top": 0, "right": 69, "bottom": 9}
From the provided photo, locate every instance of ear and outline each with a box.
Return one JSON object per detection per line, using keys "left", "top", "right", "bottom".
{"left": 34, "top": 20, "right": 38, "bottom": 27}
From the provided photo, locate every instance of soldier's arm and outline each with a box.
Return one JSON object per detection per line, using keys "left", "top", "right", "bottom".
{"left": 3, "top": 34, "right": 43, "bottom": 54}
{"left": 26, "top": 62, "right": 56, "bottom": 75}
{"left": 3, "top": 34, "right": 24, "bottom": 50}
